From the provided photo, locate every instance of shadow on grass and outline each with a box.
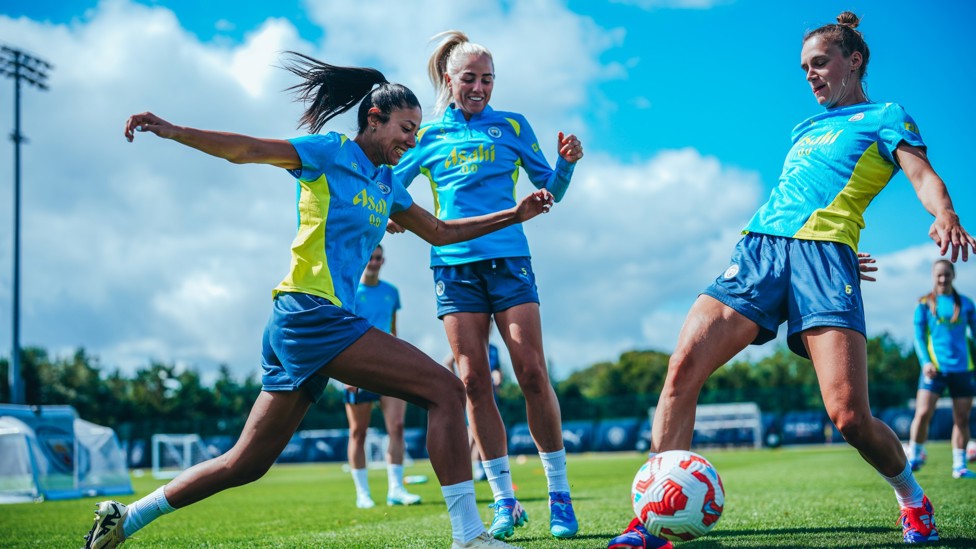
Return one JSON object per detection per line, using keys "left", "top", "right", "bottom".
{"left": 677, "top": 526, "right": 968, "bottom": 548}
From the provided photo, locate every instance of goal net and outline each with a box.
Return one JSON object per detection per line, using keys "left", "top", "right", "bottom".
{"left": 151, "top": 434, "right": 214, "bottom": 479}
{"left": 649, "top": 402, "right": 763, "bottom": 449}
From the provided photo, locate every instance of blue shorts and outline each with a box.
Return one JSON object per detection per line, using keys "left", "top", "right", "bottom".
{"left": 262, "top": 292, "right": 372, "bottom": 403}
{"left": 344, "top": 388, "right": 382, "bottom": 405}
{"left": 433, "top": 257, "right": 539, "bottom": 318}
{"left": 919, "top": 371, "right": 976, "bottom": 398}
{"left": 703, "top": 233, "right": 865, "bottom": 359}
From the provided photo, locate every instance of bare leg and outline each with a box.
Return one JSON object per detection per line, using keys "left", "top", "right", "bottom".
{"left": 803, "top": 327, "right": 906, "bottom": 476}
{"left": 443, "top": 312, "right": 508, "bottom": 460}
{"left": 909, "top": 389, "right": 939, "bottom": 445}
{"left": 652, "top": 295, "right": 759, "bottom": 452}
{"left": 951, "top": 396, "right": 973, "bottom": 452}
{"left": 345, "top": 401, "right": 373, "bottom": 470}
{"left": 380, "top": 396, "right": 408, "bottom": 465}
{"left": 164, "top": 390, "right": 311, "bottom": 508}
{"left": 324, "top": 328, "right": 470, "bottom": 485}
{"left": 495, "top": 303, "right": 563, "bottom": 453}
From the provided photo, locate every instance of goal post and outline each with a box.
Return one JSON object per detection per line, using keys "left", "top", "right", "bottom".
{"left": 649, "top": 402, "right": 763, "bottom": 449}
{"left": 151, "top": 434, "right": 214, "bottom": 479}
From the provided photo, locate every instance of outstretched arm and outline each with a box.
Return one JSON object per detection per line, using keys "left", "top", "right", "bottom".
{"left": 124, "top": 111, "right": 301, "bottom": 170}
{"left": 897, "top": 143, "right": 975, "bottom": 262}
{"left": 391, "top": 190, "right": 553, "bottom": 247}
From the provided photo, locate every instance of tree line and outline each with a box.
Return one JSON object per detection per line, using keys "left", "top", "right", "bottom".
{"left": 0, "top": 333, "right": 921, "bottom": 438}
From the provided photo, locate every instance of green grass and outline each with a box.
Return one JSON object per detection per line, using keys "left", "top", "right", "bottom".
{"left": 1, "top": 443, "right": 974, "bottom": 548}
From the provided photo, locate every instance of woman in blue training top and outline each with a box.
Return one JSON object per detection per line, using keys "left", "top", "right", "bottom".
{"left": 609, "top": 12, "right": 975, "bottom": 549}
{"left": 907, "top": 259, "right": 976, "bottom": 479}
{"left": 84, "top": 52, "right": 552, "bottom": 549}
{"left": 344, "top": 244, "right": 422, "bottom": 509}
{"left": 392, "top": 30, "right": 583, "bottom": 542}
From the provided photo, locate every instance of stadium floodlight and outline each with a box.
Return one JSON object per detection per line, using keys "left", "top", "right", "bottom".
{"left": 0, "top": 44, "right": 52, "bottom": 404}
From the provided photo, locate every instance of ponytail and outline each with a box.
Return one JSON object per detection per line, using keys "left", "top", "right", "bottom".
{"left": 281, "top": 51, "right": 420, "bottom": 135}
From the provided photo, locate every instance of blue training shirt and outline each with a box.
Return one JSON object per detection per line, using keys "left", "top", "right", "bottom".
{"left": 744, "top": 102, "right": 924, "bottom": 251}
{"left": 274, "top": 132, "right": 413, "bottom": 311}
{"left": 354, "top": 280, "right": 400, "bottom": 334}
{"left": 394, "top": 104, "right": 575, "bottom": 266}
{"left": 914, "top": 294, "right": 976, "bottom": 373}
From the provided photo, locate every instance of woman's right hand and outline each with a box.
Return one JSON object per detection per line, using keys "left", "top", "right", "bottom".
{"left": 514, "top": 190, "right": 554, "bottom": 222}
{"left": 922, "top": 363, "right": 937, "bottom": 379}
{"left": 124, "top": 111, "right": 175, "bottom": 142}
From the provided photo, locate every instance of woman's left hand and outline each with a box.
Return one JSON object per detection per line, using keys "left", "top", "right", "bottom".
{"left": 857, "top": 252, "right": 878, "bottom": 282}
{"left": 929, "top": 211, "right": 976, "bottom": 262}
{"left": 558, "top": 132, "right": 584, "bottom": 163}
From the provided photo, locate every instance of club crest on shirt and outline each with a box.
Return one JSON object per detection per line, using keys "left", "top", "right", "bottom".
{"left": 488, "top": 126, "right": 502, "bottom": 138}
{"left": 376, "top": 182, "right": 392, "bottom": 195}
{"left": 723, "top": 264, "right": 739, "bottom": 279}
{"left": 848, "top": 112, "right": 865, "bottom": 122}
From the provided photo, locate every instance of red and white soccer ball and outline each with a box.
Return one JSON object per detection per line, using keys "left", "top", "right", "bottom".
{"left": 631, "top": 450, "right": 725, "bottom": 541}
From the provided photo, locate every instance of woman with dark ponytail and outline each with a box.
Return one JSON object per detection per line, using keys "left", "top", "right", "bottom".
{"left": 609, "top": 12, "right": 975, "bottom": 548}
{"left": 82, "top": 52, "right": 551, "bottom": 549}
{"left": 906, "top": 260, "right": 976, "bottom": 480}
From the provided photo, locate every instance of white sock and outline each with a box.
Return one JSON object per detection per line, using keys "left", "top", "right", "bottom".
{"left": 351, "top": 468, "right": 370, "bottom": 497}
{"left": 908, "top": 441, "right": 924, "bottom": 461}
{"left": 388, "top": 464, "right": 404, "bottom": 494}
{"left": 882, "top": 461, "right": 924, "bottom": 508}
{"left": 122, "top": 485, "right": 176, "bottom": 537}
{"left": 483, "top": 456, "right": 515, "bottom": 502}
{"left": 952, "top": 447, "right": 966, "bottom": 470}
{"left": 539, "top": 448, "right": 570, "bottom": 494}
{"left": 442, "top": 480, "right": 485, "bottom": 543}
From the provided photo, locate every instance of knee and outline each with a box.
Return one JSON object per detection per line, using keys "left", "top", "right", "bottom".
{"left": 387, "top": 417, "right": 405, "bottom": 439}
{"left": 223, "top": 452, "right": 273, "bottom": 486}
{"left": 437, "top": 374, "right": 467, "bottom": 412}
{"left": 661, "top": 351, "right": 705, "bottom": 398}
{"left": 513, "top": 360, "right": 550, "bottom": 397}
{"left": 461, "top": 370, "right": 494, "bottom": 401}
{"left": 832, "top": 410, "right": 871, "bottom": 444}
{"left": 349, "top": 426, "right": 368, "bottom": 444}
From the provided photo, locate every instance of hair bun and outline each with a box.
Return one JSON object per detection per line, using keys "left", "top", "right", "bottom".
{"left": 836, "top": 11, "right": 860, "bottom": 29}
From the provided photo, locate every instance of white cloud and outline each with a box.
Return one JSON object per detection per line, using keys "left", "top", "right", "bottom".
{"left": 1, "top": 0, "right": 969, "bottom": 387}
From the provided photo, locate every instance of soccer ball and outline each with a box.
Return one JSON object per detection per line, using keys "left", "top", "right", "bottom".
{"left": 967, "top": 440, "right": 976, "bottom": 463}
{"left": 631, "top": 450, "right": 724, "bottom": 541}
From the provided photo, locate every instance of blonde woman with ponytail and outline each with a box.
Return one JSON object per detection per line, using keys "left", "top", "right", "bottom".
{"left": 392, "top": 30, "right": 583, "bottom": 542}
{"left": 907, "top": 260, "right": 976, "bottom": 480}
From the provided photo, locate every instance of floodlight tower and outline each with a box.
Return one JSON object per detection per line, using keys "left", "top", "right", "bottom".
{"left": 1, "top": 45, "right": 52, "bottom": 404}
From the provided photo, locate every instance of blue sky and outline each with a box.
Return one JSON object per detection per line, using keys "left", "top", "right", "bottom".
{"left": 1, "top": 0, "right": 973, "bottom": 382}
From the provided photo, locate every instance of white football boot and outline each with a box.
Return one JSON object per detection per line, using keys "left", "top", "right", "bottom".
{"left": 83, "top": 501, "right": 127, "bottom": 549}
{"left": 451, "top": 531, "right": 523, "bottom": 548}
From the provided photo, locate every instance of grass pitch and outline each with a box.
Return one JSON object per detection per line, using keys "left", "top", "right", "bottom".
{"left": 1, "top": 442, "right": 974, "bottom": 548}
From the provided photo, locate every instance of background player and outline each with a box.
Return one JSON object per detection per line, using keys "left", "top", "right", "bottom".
{"left": 344, "top": 244, "right": 422, "bottom": 508}
{"left": 906, "top": 260, "right": 976, "bottom": 479}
